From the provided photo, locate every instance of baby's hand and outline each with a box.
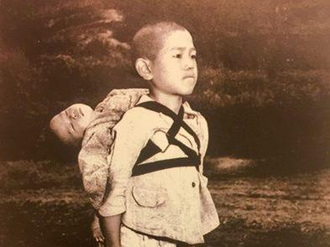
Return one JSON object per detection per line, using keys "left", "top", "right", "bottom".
{"left": 92, "top": 226, "right": 105, "bottom": 246}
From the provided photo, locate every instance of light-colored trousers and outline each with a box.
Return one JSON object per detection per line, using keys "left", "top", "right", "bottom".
{"left": 121, "top": 225, "right": 177, "bottom": 247}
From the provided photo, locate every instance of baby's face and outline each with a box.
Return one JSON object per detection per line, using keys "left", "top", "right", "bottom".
{"left": 50, "top": 104, "right": 94, "bottom": 146}
{"left": 150, "top": 29, "right": 198, "bottom": 96}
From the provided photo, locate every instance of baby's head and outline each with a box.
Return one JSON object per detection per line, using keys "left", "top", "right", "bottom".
{"left": 132, "top": 21, "right": 198, "bottom": 96}
{"left": 49, "top": 104, "right": 95, "bottom": 146}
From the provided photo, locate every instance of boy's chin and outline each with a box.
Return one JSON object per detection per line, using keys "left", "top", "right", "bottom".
{"left": 177, "top": 87, "right": 195, "bottom": 96}
{"left": 179, "top": 92, "right": 193, "bottom": 97}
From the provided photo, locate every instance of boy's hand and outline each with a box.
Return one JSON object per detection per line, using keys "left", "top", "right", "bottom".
{"left": 93, "top": 226, "right": 105, "bottom": 246}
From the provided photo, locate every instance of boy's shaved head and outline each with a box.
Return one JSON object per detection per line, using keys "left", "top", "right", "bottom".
{"left": 132, "top": 21, "right": 187, "bottom": 62}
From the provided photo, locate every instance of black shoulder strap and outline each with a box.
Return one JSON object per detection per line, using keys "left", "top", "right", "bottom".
{"left": 132, "top": 157, "right": 200, "bottom": 176}
{"left": 137, "top": 101, "right": 200, "bottom": 150}
{"left": 131, "top": 101, "right": 201, "bottom": 176}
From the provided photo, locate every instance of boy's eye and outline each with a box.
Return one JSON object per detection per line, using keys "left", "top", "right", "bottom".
{"left": 191, "top": 54, "right": 197, "bottom": 59}
{"left": 173, "top": 54, "right": 182, "bottom": 59}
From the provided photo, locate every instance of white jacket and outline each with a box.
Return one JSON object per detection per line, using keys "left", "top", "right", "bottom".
{"left": 99, "top": 95, "right": 219, "bottom": 244}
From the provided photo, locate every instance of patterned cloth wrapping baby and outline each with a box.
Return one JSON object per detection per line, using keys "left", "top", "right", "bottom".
{"left": 78, "top": 88, "right": 149, "bottom": 209}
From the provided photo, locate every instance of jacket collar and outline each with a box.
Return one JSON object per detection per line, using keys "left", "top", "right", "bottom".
{"left": 137, "top": 94, "right": 199, "bottom": 118}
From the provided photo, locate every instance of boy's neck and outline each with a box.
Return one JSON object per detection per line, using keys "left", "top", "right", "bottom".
{"left": 149, "top": 90, "right": 183, "bottom": 114}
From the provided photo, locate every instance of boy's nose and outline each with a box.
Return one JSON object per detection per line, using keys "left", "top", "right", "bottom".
{"left": 182, "top": 57, "right": 195, "bottom": 70}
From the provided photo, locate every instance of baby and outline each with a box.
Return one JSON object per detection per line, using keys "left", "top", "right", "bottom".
{"left": 50, "top": 88, "right": 148, "bottom": 147}
{"left": 50, "top": 103, "right": 95, "bottom": 146}
{"left": 49, "top": 88, "right": 148, "bottom": 246}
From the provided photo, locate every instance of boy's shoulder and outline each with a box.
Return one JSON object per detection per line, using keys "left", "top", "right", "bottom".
{"left": 119, "top": 100, "right": 208, "bottom": 142}
{"left": 116, "top": 94, "right": 162, "bottom": 121}
{"left": 121, "top": 99, "right": 207, "bottom": 126}
{"left": 182, "top": 101, "right": 202, "bottom": 117}
{"left": 116, "top": 104, "right": 161, "bottom": 129}
{"left": 183, "top": 101, "right": 208, "bottom": 126}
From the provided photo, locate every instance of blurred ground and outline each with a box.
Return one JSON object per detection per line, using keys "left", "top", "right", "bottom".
{"left": 0, "top": 160, "right": 330, "bottom": 247}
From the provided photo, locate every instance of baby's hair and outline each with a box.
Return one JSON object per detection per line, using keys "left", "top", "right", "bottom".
{"left": 131, "top": 21, "right": 187, "bottom": 63}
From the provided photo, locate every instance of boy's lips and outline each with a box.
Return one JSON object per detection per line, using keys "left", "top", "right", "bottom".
{"left": 182, "top": 75, "right": 195, "bottom": 80}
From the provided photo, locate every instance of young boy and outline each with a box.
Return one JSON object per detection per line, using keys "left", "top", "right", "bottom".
{"left": 99, "top": 22, "right": 219, "bottom": 247}
{"left": 49, "top": 88, "right": 148, "bottom": 246}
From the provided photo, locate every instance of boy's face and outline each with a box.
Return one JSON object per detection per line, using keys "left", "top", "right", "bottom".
{"left": 50, "top": 104, "right": 94, "bottom": 146}
{"left": 150, "top": 29, "right": 198, "bottom": 96}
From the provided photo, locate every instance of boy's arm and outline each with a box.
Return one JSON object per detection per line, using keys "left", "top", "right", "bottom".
{"left": 199, "top": 114, "right": 209, "bottom": 175}
{"left": 98, "top": 109, "right": 152, "bottom": 244}
{"left": 100, "top": 214, "right": 122, "bottom": 247}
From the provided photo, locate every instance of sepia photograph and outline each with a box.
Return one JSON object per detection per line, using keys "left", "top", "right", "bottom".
{"left": 0, "top": 0, "right": 329, "bottom": 246}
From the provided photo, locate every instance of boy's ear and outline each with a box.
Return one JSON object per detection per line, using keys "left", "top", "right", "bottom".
{"left": 135, "top": 58, "right": 153, "bottom": 80}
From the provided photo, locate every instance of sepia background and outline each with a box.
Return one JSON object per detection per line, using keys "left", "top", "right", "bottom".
{"left": 0, "top": 0, "right": 330, "bottom": 246}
